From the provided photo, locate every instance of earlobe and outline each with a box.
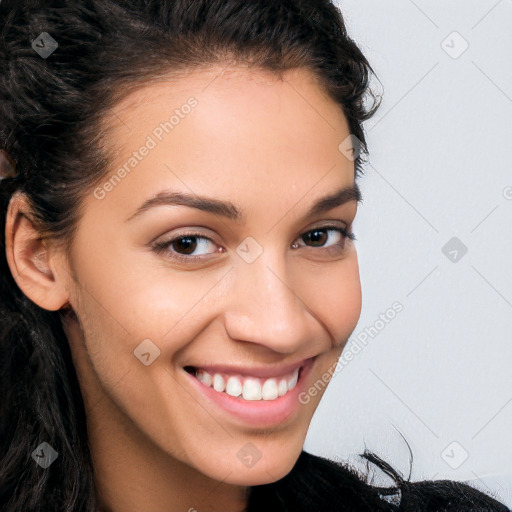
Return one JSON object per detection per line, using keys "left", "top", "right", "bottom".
{"left": 5, "top": 191, "right": 71, "bottom": 312}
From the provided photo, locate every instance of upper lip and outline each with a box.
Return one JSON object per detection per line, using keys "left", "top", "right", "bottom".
{"left": 185, "top": 356, "right": 315, "bottom": 379}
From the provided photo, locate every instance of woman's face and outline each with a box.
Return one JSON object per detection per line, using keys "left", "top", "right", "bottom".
{"left": 58, "top": 65, "right": 362, "bottom": 487}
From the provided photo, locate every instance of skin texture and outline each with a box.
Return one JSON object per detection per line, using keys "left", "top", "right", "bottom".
{"left": 5, "top": 65, "right": 362, "bottom": 512}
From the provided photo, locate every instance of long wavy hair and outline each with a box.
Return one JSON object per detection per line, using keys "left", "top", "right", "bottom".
{"left": 0, "top": 1, "right": 508, "bottom": 511}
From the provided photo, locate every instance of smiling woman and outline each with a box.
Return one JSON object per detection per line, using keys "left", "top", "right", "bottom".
{"left": 0, "top": 1, "right": 509, "bottom": 512}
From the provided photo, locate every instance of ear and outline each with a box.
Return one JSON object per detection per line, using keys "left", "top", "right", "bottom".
{"left": 4, "top": 191, "right": 71, "bottom": 311}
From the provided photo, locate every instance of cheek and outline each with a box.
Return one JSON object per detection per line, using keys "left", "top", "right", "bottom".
{"left": 75, "top": 246, "right": 362, "bottom": 372}
{"left": 66, "top": 241, "right": 213, "bottom": 398}
{"left": 294, "top": 250, "right": 362, "bottom": 344}
{"left": 335, "top": 256, "right": 362, "bottom": 334}
{"left": 71, "top": 235, "right": 213, "bottom": 340}
{"left": 70, "top": 219, "right": 362, "bottom": 357}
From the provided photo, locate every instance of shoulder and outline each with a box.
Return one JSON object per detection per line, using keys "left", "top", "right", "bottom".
{"left": 397, "top": 477, "right": 510, "bottom": 511}
{"left": 247, "top": 450, "right": 510, "bottom": 512}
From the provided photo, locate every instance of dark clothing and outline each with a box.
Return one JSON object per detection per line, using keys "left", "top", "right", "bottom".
{"left": 246, "top": 450, "right": 510, "bottom": 511}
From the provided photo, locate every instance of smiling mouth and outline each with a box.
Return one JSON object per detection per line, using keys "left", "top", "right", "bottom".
{"left": 183, "top": 364, "right": 305, "bottom": 401}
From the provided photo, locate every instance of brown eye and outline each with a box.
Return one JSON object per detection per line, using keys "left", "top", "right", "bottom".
{"left": 153, "top": 232, "right": 221, "bottom": 262}
{"left": 153, "top": 224, "right": 356, "bottom": 264}
{"left": 294, "top": 226, "right": 355, "bottom": 250}
{"left": 302, "top": 229, "right": 329, "bottom": 247}
{"left": 172, "top": 236, "right": 199, "bottom": 255}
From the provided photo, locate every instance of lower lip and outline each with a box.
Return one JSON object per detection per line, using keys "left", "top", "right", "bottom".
{"left": 182, "top": 358, "right": 315, "bottom": 428}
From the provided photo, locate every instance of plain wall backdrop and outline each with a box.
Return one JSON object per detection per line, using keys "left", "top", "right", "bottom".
{"left": 303, "top": 0, "right": 512, "bottom": 507}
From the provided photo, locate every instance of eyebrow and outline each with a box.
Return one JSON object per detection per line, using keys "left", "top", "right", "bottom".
{"left": 125, "top": 183, "right": 362, "bottom": 224}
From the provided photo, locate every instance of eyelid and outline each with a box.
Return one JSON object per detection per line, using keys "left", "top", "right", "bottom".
{"left": 153, "top": 219, "right": 350, "bottom": 246}
{"left": 151, "top": 220, "right": 355, "bottom": 262}
{"left": 307, "top": 219, "right": 349, "bottom": 230}
{"left": 151, "top": 225, "right": 218, "bottom": 246}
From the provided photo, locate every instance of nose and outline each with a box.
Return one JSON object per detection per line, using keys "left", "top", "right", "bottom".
{"left": 223, "top": 250, "right": 317, "bottom": 355}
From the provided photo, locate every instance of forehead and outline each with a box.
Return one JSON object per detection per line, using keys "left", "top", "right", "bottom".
{"left": 104, "top": 64, "right": 350, "bottom": 145}
{"left": 87, "top": 65, "right": 355, "bottom": 227}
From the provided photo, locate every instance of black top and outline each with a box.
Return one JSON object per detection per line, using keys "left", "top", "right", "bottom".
{"left": 246, "top": 450, "right": 510, "bottom": 511}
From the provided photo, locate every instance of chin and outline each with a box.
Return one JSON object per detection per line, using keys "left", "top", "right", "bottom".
{"left": 202, "top": 442, "right": 303, "bottom": 487}
{"left": 228, "top": 458, "right": 298, "bottom": 487}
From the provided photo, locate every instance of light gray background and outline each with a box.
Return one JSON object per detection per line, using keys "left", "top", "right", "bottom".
{"left": 304, "top": 0, "right": 512, "bottom": 507}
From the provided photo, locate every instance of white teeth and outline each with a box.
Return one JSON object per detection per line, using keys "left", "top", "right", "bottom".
{"left": 225, "top": 376, "right": 242, "bottom": 397}
{"left": 288, "top": 371, "right": 298, "bottom": 390}
{"left": 192, "top": 366, "right": 300, "bottom": 401}
{"left": 212, "top": 373, "right": 225, "bottom": 392}
{"left": 196, "top": 369, "right": 212, "bottom": 387}
{"left": 242, "top": 378, "right": 262, "bottom": 400}
{"left": 261, "top": 378, "right": 278, "bottom": 400}
{"left": 277, "top": 378, "right": 288, "bottom": 396}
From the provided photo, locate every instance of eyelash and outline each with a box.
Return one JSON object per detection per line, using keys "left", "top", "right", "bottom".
{"left": 152, "top": 223, "right": 356, "bottom": 264}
